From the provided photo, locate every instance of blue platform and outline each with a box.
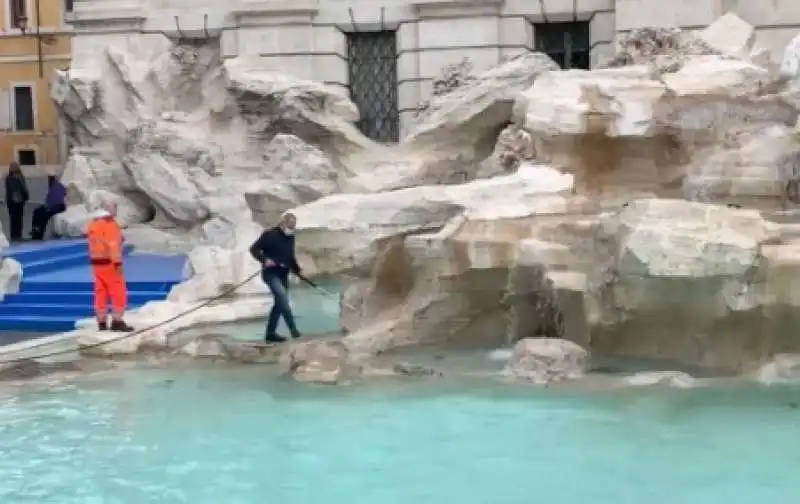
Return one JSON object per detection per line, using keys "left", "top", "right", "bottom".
{"left": 0, "top": 239, "right": 186, "bottom": 333}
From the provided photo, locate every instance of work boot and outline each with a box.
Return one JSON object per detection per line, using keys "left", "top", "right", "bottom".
{"left": 98, "top": 320, "right": 108, "bottom": 331}
{"left": 265, "top": 333, "right": 287, "bottom": 343}
{"left": 110, "top": 319, "right": 134, "bottom": 332}
{"left": 291, "top": 330, "right": 303, "bottom": 339}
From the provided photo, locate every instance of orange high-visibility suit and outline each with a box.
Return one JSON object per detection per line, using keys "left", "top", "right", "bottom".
{"left": 86, "top": 215, "right": 127, "bottom": 319}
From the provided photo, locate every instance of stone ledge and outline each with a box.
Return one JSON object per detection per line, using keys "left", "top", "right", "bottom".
{"left": 0, "top": 332, "right": 77, "bottom": 363}
{"left": 66, "top": 5, "right": 146, "bottom": 26}
{"left": 230, "top": 0, "right": 320, "bottom": 16}
{"left": 412, "top": 0, "right": 504, "bottom": 18}
{"left": 412, "top": 0, "right": 504, "bottom": 7}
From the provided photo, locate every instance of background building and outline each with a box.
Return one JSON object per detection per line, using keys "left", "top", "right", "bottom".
{"left": 0, "top": 0, "right": 72, "bottom": 175}
{"left": 67, "top": 0, "right": 799, "bottom": 141}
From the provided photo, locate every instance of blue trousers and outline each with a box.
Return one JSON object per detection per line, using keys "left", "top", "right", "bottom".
{"left": 262, "top": 272, "right": 299, "bottom": 336}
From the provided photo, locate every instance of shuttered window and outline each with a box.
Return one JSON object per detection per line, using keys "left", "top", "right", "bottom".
{"left": 10, "top": 0, "right": 27, "bottom": 28}
{"left": 13, "top": 85, "right": 35, "bottom": 131}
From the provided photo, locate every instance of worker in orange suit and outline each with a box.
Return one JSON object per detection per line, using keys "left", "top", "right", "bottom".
{"left": 86, "top": 201, "right": 134, "bottom": 332}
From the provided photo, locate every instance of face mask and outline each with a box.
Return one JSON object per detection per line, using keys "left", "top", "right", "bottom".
{"left": 282, "top": 228, "right": 294, "bottom": 236}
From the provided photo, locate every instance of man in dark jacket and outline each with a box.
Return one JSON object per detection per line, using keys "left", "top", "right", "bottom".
{"left": 249, "top": 212, "right": 303, "bottom": 342}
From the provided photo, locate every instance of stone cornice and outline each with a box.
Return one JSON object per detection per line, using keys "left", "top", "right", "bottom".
{"left": 411, "top": 0, "right": 505, "bottom": 18}
{"left": 230, "top": 0, "right": 319, "bottom": 17}
{"left": 65, "top": 4, "right": 146, "bottom": 28}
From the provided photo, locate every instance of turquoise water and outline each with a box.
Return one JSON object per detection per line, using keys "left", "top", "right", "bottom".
{"left": 1, "top": 367, "right": 799, "bottom": 503}
{"left": 281, "top": 280, "right": 342, "bottom": 335}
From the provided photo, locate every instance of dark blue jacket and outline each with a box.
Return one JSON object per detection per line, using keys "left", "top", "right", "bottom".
{"left": 249, "top": 227, "right": 300, "bottom": 279}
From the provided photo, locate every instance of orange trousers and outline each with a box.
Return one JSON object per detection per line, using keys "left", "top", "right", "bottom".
{"left": 92, "top": 263, "right": 127, "bottom": 316}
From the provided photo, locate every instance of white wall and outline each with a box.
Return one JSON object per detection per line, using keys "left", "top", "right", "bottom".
{"left": 67, "top": 0, "right": 800, "bottom": 136}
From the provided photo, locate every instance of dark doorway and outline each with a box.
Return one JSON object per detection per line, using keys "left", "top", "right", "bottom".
{"left": 346, "top": 31, "right": 399, "bottom": 143}
{"left": 533, "top": 21, "right": 591, "bottom": 70}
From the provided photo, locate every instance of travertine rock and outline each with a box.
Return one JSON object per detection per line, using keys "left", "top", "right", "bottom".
{"left": 177, "top": 333, "right": 283, "bottom": 363}
{"left": 697, "top": 13, "right": 755, "bottom": 58}
{"left": 602, "top": 27, "right": 719, "bottom": 69}
{"left": 753, "top": 353, "right": 800, "bottom": 384}
{"left": 76, "top": 296, "right": 269, "bottom": 356}
{"left": 624, "top": 371, "right": 697, "bottom": 388}
{"left": 517, "top": 65, "right": 668, "bottom": 137}
{"left": 168, "top": 245, "right": 266, "bottom": 303}
{"left": 781, "top": 33, "right": 800, "bottom": 82}
{"left": 748, "top": 47, "right": 773, "bottom": 69}
{"left": 414, "top": 57, "right": 477, "bottom": 116}
{"left": 683, "top": 124, "right": 800, "bottom": 208}
{"left": 179, "top": 333, "right": 230, "bottom": 359}
{"left": 244, "top": 133, "right": 340, "bottom": 227}
{"left": 66, "top": 16, "right": 800, "bottom": 376}
{"left": 0, "top": 359, "right": 80, "bottom": 381}
{"left": 516, "top": 50, "right": 797, "bottom": 199}
{"left": 292, "top": 163, "right": 574, "bottom": 277}
{"left": 660, "top": 56, "right": 774, "bottom": 98}
{"left": 319, "top": 183, "right": 800, "bottom": 372}
{"left": 52, "top": 38, "right": 369, "bottom": 253}
{"left": 53, "top": 36, "right": 558, "bottom": 264}
{"left": 342, "top": 52, "right": 560, "bottom": 192}
{"left": 478, "top": 124, "right": 536, "bottom": 177}
{"left": 503, "top": 338, "right": 589, "bottom": 384}
{"left": 280, "top": 340, "right": 361, "bottom": 385}
{"left": 223, "top": 56, "right": 371, "bottom": 162}
{"left": 0, "top": 229, "right": 21, "bottom": 301}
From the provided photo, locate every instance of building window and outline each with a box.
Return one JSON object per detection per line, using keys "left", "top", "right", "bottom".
{"left": 16, "top": 148, "right": 37, "bottom": 166}
{"left": 12, "top": 85, "right": 35, "bottom": 131}
{"left": 346, "top": 31, "right": 399, "bottom": 142}
{"left": 9, "top": 0, "right": 28, "bottom": 29}
{"left": 65, "top": 0, "right": 72, "bottom": 12}
{"left": 533, "top": 21, "right": 591, "bottom": 70}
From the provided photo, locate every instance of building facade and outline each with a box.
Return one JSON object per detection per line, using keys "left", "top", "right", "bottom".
{"left": 0, "top": 0, "right": 72, "bottom": 174}
{"left": 67, "top": 0, "right": 800, "bottom": 140}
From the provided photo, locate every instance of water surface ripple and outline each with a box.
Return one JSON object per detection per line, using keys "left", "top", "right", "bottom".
{"left": 0, "top": 369, "right": 798, "bottom": 504}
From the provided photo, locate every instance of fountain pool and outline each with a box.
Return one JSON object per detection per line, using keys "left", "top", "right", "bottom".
{"left": 0, "top": 364, "right": 798, "bottom": 504}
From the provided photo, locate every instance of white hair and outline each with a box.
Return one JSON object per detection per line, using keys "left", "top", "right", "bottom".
{"left": 91, "top": 199, "right": 117, "bottom": 218}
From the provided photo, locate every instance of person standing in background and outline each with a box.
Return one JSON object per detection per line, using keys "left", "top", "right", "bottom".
{"left": 86, "top": 200, "right": 134, "bottom": 332}
{"left": 4, "top": 162, "right": 29, "bottom": 241}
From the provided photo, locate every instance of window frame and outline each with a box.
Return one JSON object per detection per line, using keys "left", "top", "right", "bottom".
{"left": 10, "top": 82, "right": 37, "bottom": 132}
{"left": 5, "top": 0, "right": 32, "bottom": 31}
{"left": 532, "top": 21, "right": 592, "bottom": 70}
{"left": 15, "top": 146, "right": 38, "bottom": 167}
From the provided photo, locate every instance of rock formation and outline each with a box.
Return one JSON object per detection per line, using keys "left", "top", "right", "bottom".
{"left": 52, "top": 37, "right": 368, "bottom": 253}
{"left": 52, "top": 36, "right": 556, "bottom": 253}
{"left": 280, "top": 340, "right": 362, "bottom": 385}
{"left": 290, "top": 16, "right": 800, "bottom": 373}
{"left": 62, "top": 14, "right": 800, "bottom": 375}
{"left": 503, "top": 338, "right": 589, "bottom": 384}
{"left": 0, "top": 228, "right": 21, "bottom": 301}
